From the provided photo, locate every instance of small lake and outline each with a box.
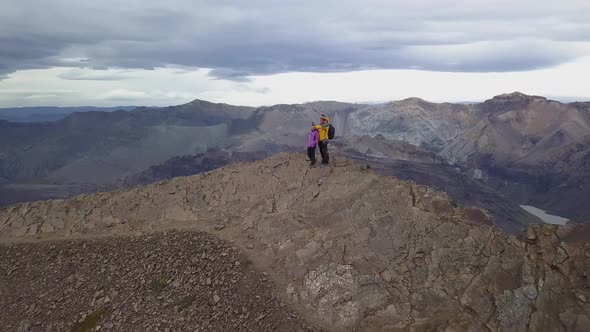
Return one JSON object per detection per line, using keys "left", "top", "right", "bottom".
{"left": 520, "top": 205, "right": 569, "bottom": 225}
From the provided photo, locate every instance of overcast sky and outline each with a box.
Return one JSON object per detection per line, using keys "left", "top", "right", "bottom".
{"left": 1, "top": 0, "right": 589, "bottom": 107}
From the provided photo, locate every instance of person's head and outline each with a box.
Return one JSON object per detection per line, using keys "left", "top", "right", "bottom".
{"left": 320, "top": 114, "right": 329, "bottom": 124}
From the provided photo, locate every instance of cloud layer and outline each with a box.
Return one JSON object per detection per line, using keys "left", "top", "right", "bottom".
{"left": 2, "top": 56, "right": 590, "bottom": 107}
{"left": 2, "top": 0, "right": 590, "bottom": 80}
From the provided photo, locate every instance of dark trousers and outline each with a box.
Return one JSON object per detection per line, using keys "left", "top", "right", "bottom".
{"left": 318, "top": 141, "right": 329, "bottom": 164}
{"left": 307, "top": 146, "right": 317, "bottom": 165}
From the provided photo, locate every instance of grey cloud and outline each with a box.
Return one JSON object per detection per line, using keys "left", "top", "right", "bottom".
{"left": 58, "top": 69, "right": 134, "bottom": 81}
{"left": 208, "top": 68, "right": 253, "bottom": 82}
{"left": 399, "top": 40, "right": 588, "bottom": 72}
{"left": 1, "top": 0, "right": 590, "bottom": 79}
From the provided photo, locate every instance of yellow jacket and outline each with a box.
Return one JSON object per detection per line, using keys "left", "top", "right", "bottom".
{"left": 313, "top": 123, "right": 330, "bottom": 141}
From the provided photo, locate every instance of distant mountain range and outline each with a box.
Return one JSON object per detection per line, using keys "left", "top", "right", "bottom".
{"left": 1, "top": 92, "right": 589, "bottom": 232}
{"left": 0, "top": 106, "right": 137, "bottom": 122}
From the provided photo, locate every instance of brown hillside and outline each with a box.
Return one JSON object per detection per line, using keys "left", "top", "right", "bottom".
{"left": 1, "top": 154, "right": 589, "bottom": 331}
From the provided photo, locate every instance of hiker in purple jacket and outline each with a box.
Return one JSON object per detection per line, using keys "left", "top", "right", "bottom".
{"left": 307, "top": 123, "right": 319, "bottom": 167}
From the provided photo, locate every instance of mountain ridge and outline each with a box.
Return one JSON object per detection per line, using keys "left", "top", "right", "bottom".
{"left": 1, "top": 153, "right": 589, "bottom": 331}
{"left": 1, "top": 92, "right": 589, "bottom": 225}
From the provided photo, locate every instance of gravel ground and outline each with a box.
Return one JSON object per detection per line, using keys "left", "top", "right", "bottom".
{"left": 0, "top": 231, "right": 321, "bottom": 332}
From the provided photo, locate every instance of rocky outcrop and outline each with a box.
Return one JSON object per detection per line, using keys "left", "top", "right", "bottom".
{"left": 1, "top": 153, "right": 588, "bottom": 331}
{"left": 352, "top": 158, "right": 542, "bottom": 234}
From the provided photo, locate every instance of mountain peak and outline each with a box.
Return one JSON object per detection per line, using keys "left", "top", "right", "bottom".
{"left": 186, "top": 98, "right": 221, "bottom": 106}
{"left": 398, "top": 96, "right": 432, "bottom": 103}
{"left": 1, "top": 153, "right": 589, "bottom": 330}
{"left": 479, "top": 92, "right": 550, "bottom": 113}
{"left": 491, "top": 91, "right": 547, "bottom": 101}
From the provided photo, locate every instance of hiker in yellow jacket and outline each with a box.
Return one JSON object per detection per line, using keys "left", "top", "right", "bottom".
{"left": 313, "top": 114, "right": 330, "bottom": 165}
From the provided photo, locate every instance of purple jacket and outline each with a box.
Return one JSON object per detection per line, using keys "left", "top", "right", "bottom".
{"left": 307, "top": 129, "right": 319, "bottom": 147}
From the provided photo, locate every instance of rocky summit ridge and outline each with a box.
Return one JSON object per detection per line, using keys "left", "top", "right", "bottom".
{"left": 1, "top": 153, "right": 589, "bottom": 331}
